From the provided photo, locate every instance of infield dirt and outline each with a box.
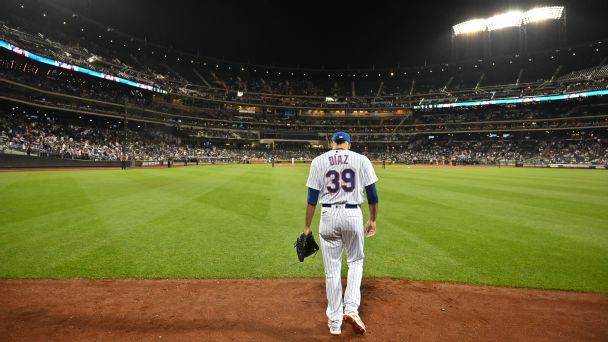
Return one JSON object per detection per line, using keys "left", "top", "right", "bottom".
{"left": 1, "top": 279, "right": 607, "bottom": 341}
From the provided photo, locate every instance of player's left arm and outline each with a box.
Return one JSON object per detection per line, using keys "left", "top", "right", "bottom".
{"left": 362, "top": 157, "right": 380, "bottom": 238}
{"left": 303, "top": 188, "right": 319, "bottom": 236}
{"left": 364, "top": 183, "right": 379, "bottom": 237}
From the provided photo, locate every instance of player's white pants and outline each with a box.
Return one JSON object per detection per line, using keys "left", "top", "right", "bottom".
{"left": 318, "top": 205, "right": 365, "bottom": 323}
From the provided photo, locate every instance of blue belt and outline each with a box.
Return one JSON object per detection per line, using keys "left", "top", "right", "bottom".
{"left": 322, "top": 204, "right": 359, "bottom": 209}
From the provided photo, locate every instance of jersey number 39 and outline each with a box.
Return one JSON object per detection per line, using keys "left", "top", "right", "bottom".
{"left": 326, "top": 169, "right": 355, "bottom": 193}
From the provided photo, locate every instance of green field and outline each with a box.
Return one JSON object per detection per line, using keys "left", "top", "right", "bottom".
{"left": 0, "top": 165, "right": 607, "bottom": 292}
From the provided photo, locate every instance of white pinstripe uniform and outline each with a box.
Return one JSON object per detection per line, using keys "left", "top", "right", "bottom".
{"left": 306, "top": 148, "right": 378, "bottom": 324}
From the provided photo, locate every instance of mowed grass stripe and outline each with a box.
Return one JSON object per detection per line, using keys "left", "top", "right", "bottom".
{"left": 370, "top": 167, "right": 608, "bottom": 291}
{"left": 0, "top": 165, "right": 606, "bottom": 292}
{"left": 0, "top": 167, "right": 244, "bottom": 277}
{"left": 385, "top": 168, "right": 607, "bottom": 228}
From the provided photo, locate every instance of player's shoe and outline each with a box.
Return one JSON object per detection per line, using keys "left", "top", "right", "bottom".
{"left": 343, "top": 312, "right": 366, "bottom": 335}
{"left": 327, "top": 320, "right": 342, "bottom": 336}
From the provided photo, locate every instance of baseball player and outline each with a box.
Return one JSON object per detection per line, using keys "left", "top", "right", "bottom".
{"left": 303, "top": 131, "right": 379, "bottom": 336}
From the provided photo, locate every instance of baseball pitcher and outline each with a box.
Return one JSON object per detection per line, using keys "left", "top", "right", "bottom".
{"left": 302, "top": 131, "right": 379, "bottom": 336}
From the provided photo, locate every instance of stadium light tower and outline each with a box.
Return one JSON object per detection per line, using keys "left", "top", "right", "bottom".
{"left": 486, "top": 11, "right": 523, "bottom": 31}
{"left": 523, "top": 6, "right": 565, "bottom": 24}
{"left": 486, "top": 11, "right": 524, "bottom": 57}
{"left": 521, "top": 6, "right": 567, "bottom": 52}
{"left": 452, "top": 19, "right": 488, "bottom": 36}
{"left": 451, "top": 6, "right": 566, "bottom": 59}
{"left": 451, "top": 19, "right": 491, "bottom": 59}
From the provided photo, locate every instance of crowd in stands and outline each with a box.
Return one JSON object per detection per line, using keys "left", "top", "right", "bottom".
{"left": 366, "top": 138, "right": 607, "bottom": 165}
{"left": 2, "top": 111, "right": 606, "bottom": 166}
{"left": 532, "top": 139, "right": 608, "bottom": 165}
{"left": 1, "top": 113, "right": 221, "bottom": 162}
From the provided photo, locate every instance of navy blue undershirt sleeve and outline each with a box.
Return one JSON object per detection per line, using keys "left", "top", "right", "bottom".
{"left": 307, "top": 187, "right": 320, "bottom": 205}
{"left": 365, "top": 183, "right": 379, "bottom": 204}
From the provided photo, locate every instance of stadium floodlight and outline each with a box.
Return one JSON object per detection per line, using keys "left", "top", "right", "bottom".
{"left": 453, "top": 19, "right": 488, "bottom": 36}
{"left": 487, "top": 11, "right": 523, "bottom": 31}
{"left": 454, "top": 6, "right": 565, "bottom": 36}
{"left": 523, "top": 6, "right": 564, "bottom": 24}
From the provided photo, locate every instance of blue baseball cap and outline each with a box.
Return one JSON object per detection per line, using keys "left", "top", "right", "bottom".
{"left": 331, "top": 131, "right": 351, "bottom": 143}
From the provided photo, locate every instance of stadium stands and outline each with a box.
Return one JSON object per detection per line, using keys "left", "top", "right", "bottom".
{"left": 2, "top": 102, "right": 606, "bottom": 166}
{"left": 0, "top": 5, "right": 607, "bottom": 167}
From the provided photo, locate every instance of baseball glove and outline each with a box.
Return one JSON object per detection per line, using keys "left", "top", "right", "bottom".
{"left": 294, "top": 232, "right": 319, "bottom": 262}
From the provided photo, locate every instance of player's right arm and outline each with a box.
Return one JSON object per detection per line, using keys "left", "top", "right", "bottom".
{"left": 303, "top": 196, "right": 317, "bottom": 236}
{"left": 304, "top": 158, "right": 322, "bottom": 236}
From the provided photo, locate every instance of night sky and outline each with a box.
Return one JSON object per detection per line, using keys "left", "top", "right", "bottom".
{"left": 4, "top": 0, "right": 608, "bottom": 68}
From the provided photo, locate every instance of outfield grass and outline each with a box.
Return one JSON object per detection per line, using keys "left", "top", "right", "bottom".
{"left": 0, "top": 165, "right": 607, "bottom": 292}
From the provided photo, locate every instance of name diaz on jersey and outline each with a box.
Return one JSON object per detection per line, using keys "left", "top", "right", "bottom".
{"left": 329, "top": 155, "right": 349, "bottom": 166}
